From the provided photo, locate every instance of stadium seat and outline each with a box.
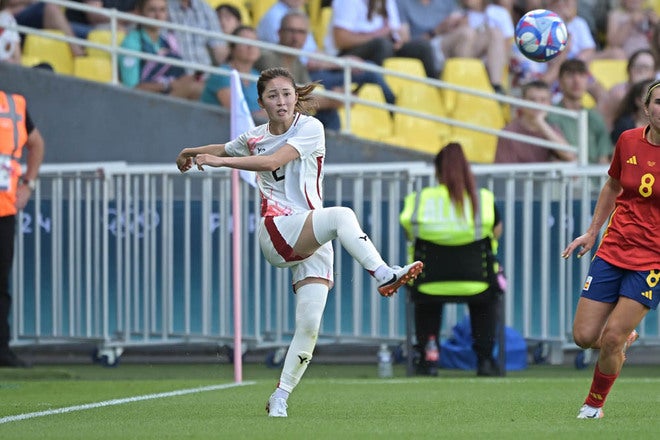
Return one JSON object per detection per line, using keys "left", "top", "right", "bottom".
{"left": 20, "top": 55, "right": 43, "bottom": 68}
{"left": 86, "top": 29, "right": 126, "bottom": 59}
{"left": 23, "top": 30, "right": 73, "bottom": 75}
{"left": 588, "top": 59, "right": 627, "bottom": 91}
{"left": 383, "top": 57, "right": 427, "bottom": 96}
{"left": 340, "top": 83, "right": 393, "bottom": 142}
{"left": 313, "top": 6, "right": 332, "bottom": 50}
{"left": 73, "top": 56, "right": 113, "bottom": 83}
{"left": 390, "top": 81, "right": 451, "bottom": 153}
{"left": 250, "top": 0, "right": 277, "bottom": 25}
{"left": 307, "top": 0, "right": 322, "bottom": 26}
{"left": 204, "top": 0, "right": 252, "bottom": 25}
{"left": 449, "top": 96, "right": 505, "bottom": 163}
{"left": 441, "top": 57, "right": 494, "bottom": 115}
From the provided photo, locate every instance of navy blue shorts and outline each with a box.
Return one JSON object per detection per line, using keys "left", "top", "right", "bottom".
{"left": 581, "top": 256, "right": 660, "bottom": 310}
{"left": 14, "top": 2, "right": 45, "bottom": 29}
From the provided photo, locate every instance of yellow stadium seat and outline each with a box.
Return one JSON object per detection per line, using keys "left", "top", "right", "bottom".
{"left": 450, "top": 100, "right": 505, "bottom": 163}
{"left": 340, "top": 83, "right": 393, "bottom": 142}
{"left": 441, "top": 57, "right": 494, "bottom": 115}
{"left": 23, "top": 30, "right": 73, "bottom": 75}
{"left": 250, "top": 0, "right": 277, "bottom": 25}
{"left": 394, "top": 82, "right": 450, "bottom": 148}
{"left": 86, "top": 29, "right": 126, "bottom": 59}
{"left": 73, "top": 56, "right": 113, "bottom": 83}
{"left": 389, "top": 113, "right": 448, "bottom": 155}
{"left": 205, "top": 0, "right": 252, "bottom": 25}
{"left": 383, "top": 57, "right": 426, "bottom": 96}
{"left": 588, "top": 59, "right": 628, "bottom": 91}
{"left": 20, "top": 55, "right": 43, "bottom": 68}
{"left": 313, "top": 6, "right": 332, "bottom": 50}
{"left": 307, "top": 0, "right": 322, "bottom": 26}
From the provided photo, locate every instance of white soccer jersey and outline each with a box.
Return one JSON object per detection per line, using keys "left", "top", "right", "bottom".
{"left": 224, "top": 113, "right": 325, "bottom": 217}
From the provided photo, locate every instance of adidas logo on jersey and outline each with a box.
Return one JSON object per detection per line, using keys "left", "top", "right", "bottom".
{"left": 626, "top": 156, "right": 637, "bottom": 165}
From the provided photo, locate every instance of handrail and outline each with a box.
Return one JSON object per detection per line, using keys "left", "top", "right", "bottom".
{"left": 11, "top": 0, "right": 589, "bottom": 163}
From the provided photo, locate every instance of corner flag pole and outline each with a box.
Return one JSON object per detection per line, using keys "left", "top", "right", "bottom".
{"left": 229, "top": 69, "right": 256, "bottom": 383}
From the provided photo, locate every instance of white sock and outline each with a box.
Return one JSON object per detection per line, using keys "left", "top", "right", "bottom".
{"left": 273, "top": 388, "right": 289, "bottom": 400}
{"left": 374, "top": 264, "right": 394, "bottom": 284}
{"left": 277, "top": 283, "right": 328, "bottom": 393}
{"left": 311, "top": 206, "right": 387, "bottom": 272}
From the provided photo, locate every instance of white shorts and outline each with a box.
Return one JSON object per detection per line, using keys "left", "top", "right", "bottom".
{"left": 258, "top": 213, "right": 334, "bottom": 286}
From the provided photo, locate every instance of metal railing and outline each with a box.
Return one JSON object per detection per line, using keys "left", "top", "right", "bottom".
{"left": 11, "top": 162, "right": 660, "bottom": 364}
{"left": 9, "top": 0, "right": 589, "bottom": 163}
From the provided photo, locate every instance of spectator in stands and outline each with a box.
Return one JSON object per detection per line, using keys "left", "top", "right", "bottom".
{"left": 605, "top": 0, "right": 656, "bottom": 58}
{"left": 200, "top": 25, "right": 266, "bottom": 119}
{"left": 65, "top": 0, "right": 136, "bottom": 38}
{"left": 6, "top": 0, "right": 85, "bottom": 56}
{"left": 167, "top": 0, "right": 228, "bottom": 69}
{"left": 546, "top": 59, "right": 613, "bottom": 164}
{"left": 0, "top": 88, "right": 45, "bottom": 368}
{"left": 460, "top": 0, "right": 515, "bottom": 93}
{"left": 598, "top": 48, "right": 657, "bottom": 130}
{"left": 495, "top": 80, "right": 575, "bottom": 162}
{"left": 396, "top": 0, "right": 475, "bottom": 76}
{"left": 215, "top": 2, "right": 242, "bottom": 35}
{"left": 0, "top": 1, "right": 21, "bottom": 64}
{"left": 326, "top": 0, "right": 438, "bottom": 78}
{"left": 650, "top": 20, "right": 660, "bottom": 67}
{"left": 119, "top": 0, "right": 203, "bottom": 99}
{"left": 610, "top": 78, "right": 653, "bottom": 144}
{"left": 400, "top": 142, "right": 503, "bottom": 377}
{"left": 256, "top": 0, "right": 317, "bottom": 60}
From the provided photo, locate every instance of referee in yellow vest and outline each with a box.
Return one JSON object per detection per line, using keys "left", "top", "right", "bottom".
{"left": 400, "top": 142, "right": 503, "bottom": 376}
{"left": 0, "top": 89, "right": 44, "bottom": 368}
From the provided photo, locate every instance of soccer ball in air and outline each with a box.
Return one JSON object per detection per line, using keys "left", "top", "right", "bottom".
{"left": 515, "top": 9, "right": 568, "bottom": 62}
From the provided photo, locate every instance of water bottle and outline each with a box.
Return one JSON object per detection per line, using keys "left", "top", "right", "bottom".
{"left": 377, "top": 343, "right": 393, "bottom": 378}
{"left": 425, "top": 335, "right": 439, "bottom": 376}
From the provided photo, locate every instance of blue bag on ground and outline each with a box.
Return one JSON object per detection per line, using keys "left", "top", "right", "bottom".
{"left": 439, "top": 316, "right": 527, "bottom": 371}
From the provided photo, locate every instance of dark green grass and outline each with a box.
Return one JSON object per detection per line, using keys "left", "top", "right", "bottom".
{"left": 1, "top": 363, "right": 658, "bottom": 439}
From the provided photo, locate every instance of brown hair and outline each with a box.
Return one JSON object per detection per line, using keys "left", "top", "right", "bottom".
{"left": 257, "top": 67, "right": 319, "bottom": 114}
{"left": 644, "top": 79, "right": 660, "bottom": 107}
{"left": 367, "top": 0, "right": 387, "bottom": 21}
{"left": 434, "top": 142, "right": 478, "bottom": 221}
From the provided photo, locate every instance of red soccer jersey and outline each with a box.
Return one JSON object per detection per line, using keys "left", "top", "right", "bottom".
{"left": 596, "top": 126, "right": 660, "bottom": 270}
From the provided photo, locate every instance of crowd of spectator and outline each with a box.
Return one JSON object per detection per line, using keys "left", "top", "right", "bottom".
{"left": 4, "top": 0, "right": 660, "bottom": 163}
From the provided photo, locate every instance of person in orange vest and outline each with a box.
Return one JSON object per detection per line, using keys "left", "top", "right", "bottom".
{"left": 0, "top": 89, "right": 44, "bottom": 368}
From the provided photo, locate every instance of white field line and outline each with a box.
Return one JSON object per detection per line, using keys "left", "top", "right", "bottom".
{"left": 0, "top": 381, "right": 255, "bottom": 425}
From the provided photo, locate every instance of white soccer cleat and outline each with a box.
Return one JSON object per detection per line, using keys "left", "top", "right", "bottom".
{"left": 576, "top": 404, "right": 604, "bottom": 419}
{"left": 266, "top": 394, "right": 288, "bottom": 417}
{"left": 377, "top": 261, "right": 424, "bottom": 297}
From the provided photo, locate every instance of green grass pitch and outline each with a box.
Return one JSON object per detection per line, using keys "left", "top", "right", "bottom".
{"left": 1, "top": 363, "right": 658, "bottom": 439}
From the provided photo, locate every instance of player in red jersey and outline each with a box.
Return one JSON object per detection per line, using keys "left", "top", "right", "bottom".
{"left": 562, "top": 79, "right": 660, "bottom": 419}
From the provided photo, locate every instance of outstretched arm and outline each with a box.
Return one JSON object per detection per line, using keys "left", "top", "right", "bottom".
{"left": 562, "top": 177, "right": 621, "bottom": 259}
{"left": 176, "top": 144, "right": 227, "bottom": 172}
{"left": 195, "top": 144, "right": 300, "bottom": 172}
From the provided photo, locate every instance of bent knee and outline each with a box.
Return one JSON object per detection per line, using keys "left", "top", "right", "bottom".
{"left": 573, "top": 328, "right": 598, "bottom": 349}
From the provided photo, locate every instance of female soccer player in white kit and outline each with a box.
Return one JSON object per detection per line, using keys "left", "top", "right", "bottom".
{"left": 176, "top": 67, "right": 423, "bottom": 417}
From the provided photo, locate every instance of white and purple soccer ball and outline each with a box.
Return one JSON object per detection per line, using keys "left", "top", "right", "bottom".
{"left": 515, "top": 9, "right": 568, "bottom": 63}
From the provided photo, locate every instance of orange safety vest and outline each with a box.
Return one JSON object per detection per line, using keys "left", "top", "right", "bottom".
{"left": 0, "top": 91, "right": 28, "bottom": 217}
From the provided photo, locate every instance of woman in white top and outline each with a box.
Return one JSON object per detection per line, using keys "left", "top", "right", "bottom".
{"left": 176, "top": 67, "right": 423, "bottom": 418}
{"left": 325, "top": 0, "right": 438, "bottom": 77}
